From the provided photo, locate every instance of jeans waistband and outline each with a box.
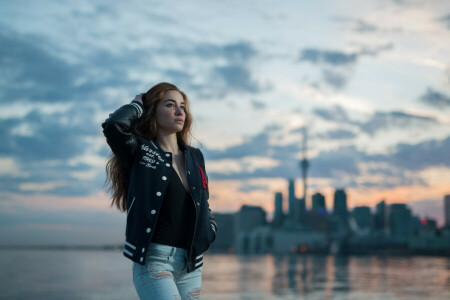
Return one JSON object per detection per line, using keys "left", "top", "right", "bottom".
{"left": 148, "top": 243, "right": 187, "bottom": 257}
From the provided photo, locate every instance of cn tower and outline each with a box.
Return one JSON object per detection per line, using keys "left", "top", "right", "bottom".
{"left": 300, "top": 127, "right": 309, "bottom": 207}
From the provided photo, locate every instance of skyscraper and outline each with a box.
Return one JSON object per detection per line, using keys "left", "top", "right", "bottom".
{"left": 374, "top": 200, "right": 387, "bottom": 234}
{"left": 288, "top": 179, "right": 296, "bottom": 221}
{"left": 352, "top": 206, "right": 372, "bottom": 230}
{"left": 333, "top": 189, "right": 348, "bottom": 220}
{"left": 388, "top": 203, "right": 412, "bottom": 238}
{"left": 445, "top": 195, "right": 450, "bottom": 228}
{"left": 274, "top": 192, "right": 283, "bottom": 219}
{"left": 312, "top": 192, "right": 326, "bottom": 212}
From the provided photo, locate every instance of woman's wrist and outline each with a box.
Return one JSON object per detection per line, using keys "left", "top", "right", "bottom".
{"left": 131, "top": 93, "right": 144, "bottom": 105}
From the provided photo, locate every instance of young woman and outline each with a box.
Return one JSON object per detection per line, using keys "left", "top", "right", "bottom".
{"left": 102, "top": 82, "right": 217, "bottom": 300}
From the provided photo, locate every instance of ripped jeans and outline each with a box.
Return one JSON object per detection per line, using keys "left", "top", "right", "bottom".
{"left": 132, "top": 243, "right": 203, "bottom": 300}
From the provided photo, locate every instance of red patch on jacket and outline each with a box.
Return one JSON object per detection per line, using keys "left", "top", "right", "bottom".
{"left": 198, "top": 166, "right": 208, "bottom": 193}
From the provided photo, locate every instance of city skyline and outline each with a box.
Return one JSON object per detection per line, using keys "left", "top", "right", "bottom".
{"left": 1, "top": 0, "right": 449, "bottom": 245}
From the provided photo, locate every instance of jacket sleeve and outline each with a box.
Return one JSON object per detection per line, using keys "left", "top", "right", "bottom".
{"left": 101, "top": 101, "right": 144, "bottom": 168}
{"left": 196, "top": 148, "right": 218, "bottom": 237}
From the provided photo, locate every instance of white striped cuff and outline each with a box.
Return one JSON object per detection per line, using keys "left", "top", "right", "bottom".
{"left": 130, "top": 102, "right": 143, "bottom": 117}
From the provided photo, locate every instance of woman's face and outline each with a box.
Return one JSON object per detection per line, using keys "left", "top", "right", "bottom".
{"left": 155, "top": 90, "right": 186, "bottom": 134}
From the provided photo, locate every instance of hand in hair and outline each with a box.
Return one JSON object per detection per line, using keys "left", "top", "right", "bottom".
{"left": 131, "top": 93, "right": 145, "bottom": 105}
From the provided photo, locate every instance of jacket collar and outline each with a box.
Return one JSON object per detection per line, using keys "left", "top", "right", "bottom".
{"left": 150, "top": 138, "right": 189, "bottom": 155}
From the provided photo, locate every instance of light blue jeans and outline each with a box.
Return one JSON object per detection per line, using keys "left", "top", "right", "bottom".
{"left": 132, "top": 243, "right": 203, "bottom": 300}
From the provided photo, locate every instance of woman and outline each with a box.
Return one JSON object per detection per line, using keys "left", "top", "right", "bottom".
{"left": 102, "top": 82, "right": 217, "bottom": 300}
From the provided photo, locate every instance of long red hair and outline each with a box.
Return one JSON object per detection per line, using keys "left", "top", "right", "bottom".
{"left": 105, "top": 82, "right": 193, "bottom": 212}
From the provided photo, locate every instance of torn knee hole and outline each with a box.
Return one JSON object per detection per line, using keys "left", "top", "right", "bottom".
{"left": 188, "top": 288, "right": 201, "bottom": 299}
{"left": 150, "top": 271, "right": 173, "bottom": 279}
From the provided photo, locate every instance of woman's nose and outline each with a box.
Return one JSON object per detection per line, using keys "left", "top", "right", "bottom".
{"left": 175, "top": 106, "right": 183, "bottom": 115}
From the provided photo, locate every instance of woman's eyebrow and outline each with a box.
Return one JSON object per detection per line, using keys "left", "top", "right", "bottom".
{"left": 164, "top": 99, "right": 185, "bottom": 105}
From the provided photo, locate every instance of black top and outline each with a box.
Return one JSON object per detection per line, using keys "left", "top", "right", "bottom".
{"left": 151, "top": 167, "right": 195, "bottom": 249}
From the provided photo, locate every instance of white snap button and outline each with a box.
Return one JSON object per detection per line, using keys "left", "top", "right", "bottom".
{"left": 197, "top": 202, "right": 200, "bottom": 206}
{"left": 166, "top": 163, "right": 170, "bottom": 167}
{"left": 151, "top": 210, "right": 156, "bottom": 214}
{"left": 162, "top": 176, "right": 167, "bottom": 180}
{"left": 140, "top": 257, "right": 143, "bottom": 262}
{"left": 165, "top": 153, "right": 170, "bottom": 157}
{"left": 188, "top": 171, "right": 190, "bottom": 174}
{"left": 156, "top": 192, "right": 161, "bottom": 196}
{"left": 146, "top": 228, "right": 151, "bottom": 233}
{"left": 142, "top": 248, "right": 145, "bottom": 253}
{"left": 192, "top": 187, "right": 196, "bottom": 190}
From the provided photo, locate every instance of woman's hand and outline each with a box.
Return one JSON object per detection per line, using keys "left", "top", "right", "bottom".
{"left": 132, "top": 93, "right": 145, "bottom": 105}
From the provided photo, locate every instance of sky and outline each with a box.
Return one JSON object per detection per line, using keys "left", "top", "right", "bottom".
{"left": 0, "top": 0, "right": 449, "bottom": 246}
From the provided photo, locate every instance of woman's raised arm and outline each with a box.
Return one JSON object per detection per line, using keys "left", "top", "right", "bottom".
{"left": 101, "top": 94, "right": 144, "bottom": 167}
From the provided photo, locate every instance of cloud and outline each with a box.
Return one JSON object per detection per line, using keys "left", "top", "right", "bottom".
{"left": 437, "top": 14, "right": 450, "bottom": 30}
{"left": 298, "top": 44, "right": 393, "bottom": 89}
{"left": 204, "top": 118, "right": 449, "bottom": 191}
{"left": 314, "top": 105, "right": 438, "bottom": 135}
{"left": 322, "top": 69, "right": 348, "bottom": 89}
{"left": 333, "top": 16, "right": 402, "bottom": 34}
{"left": 1, "top": 23, "right": 265, "bottom": 107}
{"left": 359, "top": 111, "right": 437, "bottom": 135}
{"left": 251, "top": 99, "right": 266, "bottom": 110}
{"left": 0, "top": 28, "right": 141, "bottom": 104}
{"left": 160, "top": 41, "right": 265, "bottom": 98}
{"left": 309, "top": 146, "right": 362, "bottom": 178}
{"left": 0, "top": 29, "right": 81, "bottom": 103}
{"left": 205, "top": 131, "right": 272, "bottom": 160}
{"left": 0, "top": 107, "right": 102, "bottom": 197}
{"left": 212, "top": 64, "right": 262, "bottom": 94}
{"left": 390, "top": 136, "right": 450, "bottom": 171}
{"left": 0, "top": 109, "right": 96, "bottom": 161}
{"left": 313, "top": 105, "right": 352, "bottom": 123}
{"left": 358, "top": 43, "right": 394, "bottom": 56}
{"left": 352, "top": 19, "right": 378, "bottom": 32}
{"left": 316, "top": 129, "right": 357, "bottom": 140}
{"left": 194, "top": 41, "right": 256, "bottom": 62}
{"left": 419, "top": 87, "right": 450, "bottom": 109}
{"left": 299, "top": 48, "right": 358, "bottom": 66}
{"left": 238, "top": 183, "right": 270, "bottom": 193}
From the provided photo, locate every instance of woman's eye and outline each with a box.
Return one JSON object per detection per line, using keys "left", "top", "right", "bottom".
{"left": 180, "top": 106, "right": 186, "bottom": 111}
{"left": 167, "top": 104, "right": 174, "bottom": 107}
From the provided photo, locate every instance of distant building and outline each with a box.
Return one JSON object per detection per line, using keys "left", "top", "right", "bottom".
{"left": 445, "top": 195, "right": 450, "bottom": 228}
{"left": 272, "top": 192, "right": 284, "bottom": 228}
{"left": 420, "top": 217, "right": 437, "bottom": 231}
{"left": 210, "top": 213, "right": 235, "bottom": 253}
{"left": 236, "top": 226, "right": 328, "bottom": 254}
{"left": 235, "top": 205, "right": 267, "bottom": 253}
{"left": 333, "top": 189, "right": 348, "bottom": 220}
{"left": 305, "top": 193, "right": 328, "bottom": 232}
{"left": 305, "top": 211, "right": 329, "bottom": 232}
{"left": 412, "top": 215, "right": 421, "bottom": 236}
{"left": 235, "top": 205, "right": 266, "bottom": 233}
{"left": 388, "top": 204, "right": 413, "bottom": 239}
{"left": 288, "top": 179, "right": 296, "bottom": 221}
{"left": 352, "top": 206, "right": 372, "bottom": 231}
{"left": 374, "top": 200, "right": 387, "bottom": 234}
{"left": 294, "top": 197, "right": 306, "bottom": 224}
{"left": 312, "top": 192, "right": 326, "bottom": 212}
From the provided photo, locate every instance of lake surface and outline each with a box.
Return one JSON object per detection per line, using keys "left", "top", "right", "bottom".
{"left": 0, "top": 249, "right": 449, "bottom": 299}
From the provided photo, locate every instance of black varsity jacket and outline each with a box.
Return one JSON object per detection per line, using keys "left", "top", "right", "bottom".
{"left": 102, "top": 101, "right": 218, "bottom": 272}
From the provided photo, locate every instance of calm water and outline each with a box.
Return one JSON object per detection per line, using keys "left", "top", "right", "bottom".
{"left": 0, "top": 249, "right": 449, "bottom": 299}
